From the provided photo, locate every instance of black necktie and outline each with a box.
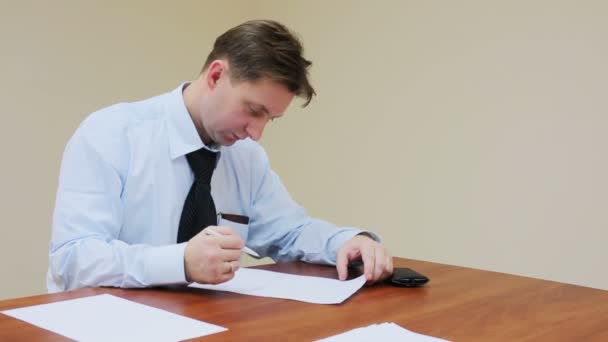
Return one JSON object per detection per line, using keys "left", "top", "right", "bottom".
{"left": 177, "top": 148, "right": 219, "bottom": 243}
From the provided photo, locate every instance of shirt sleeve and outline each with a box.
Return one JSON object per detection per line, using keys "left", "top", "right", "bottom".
{"left": 245, "top": 145, "right": 378, "bottom": 265}
{"left": 48, "top": 114, "right": 187, "bottom": 292}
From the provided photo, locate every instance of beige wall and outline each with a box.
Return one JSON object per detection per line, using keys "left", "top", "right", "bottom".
{"left": 258, "top": 0, "right": 608, "bottom": 290}
{"left": 1, "top": 0, "right": 606, "bottom": 299}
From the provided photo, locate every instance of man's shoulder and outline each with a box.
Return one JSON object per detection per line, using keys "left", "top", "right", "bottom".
{"left": 220, "top": 139, "right": 271, "bottom": 181}
{"left": 68, "top": 92, "right": 172, "bottom": 157}
{"left": 224, "top": 138, "right": 268, "bottom": 159}
{"left": 82, "top": 92, "right": 168, "bottom": 130}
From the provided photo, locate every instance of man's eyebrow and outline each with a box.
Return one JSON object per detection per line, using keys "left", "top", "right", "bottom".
{"left": 246, "top": 101, "right": 270, "bottom": 115}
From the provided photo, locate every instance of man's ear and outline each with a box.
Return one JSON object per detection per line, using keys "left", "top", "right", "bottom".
{"left": 206, "top": 60, "right": 227, "bottom": 90}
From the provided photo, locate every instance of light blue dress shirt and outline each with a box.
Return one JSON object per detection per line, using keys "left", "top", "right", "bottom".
{"left": 47, "top": 84, "right": 371, "bottom": 292}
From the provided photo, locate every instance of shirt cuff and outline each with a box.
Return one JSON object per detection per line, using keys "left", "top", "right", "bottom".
{"left": 143, "top": 243, "right": 188, "bottom": 286}
{"left": 357, "top": 230, "right": 382, "bottom": 243}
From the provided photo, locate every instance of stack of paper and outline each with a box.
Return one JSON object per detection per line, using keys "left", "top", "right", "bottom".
{"left": 316, "top": 322, "right": 449, "bottom": 341}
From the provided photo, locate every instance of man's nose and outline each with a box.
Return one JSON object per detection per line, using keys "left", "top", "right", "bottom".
{"left": 246, "top": 119, "right": 267, "bottom": 141}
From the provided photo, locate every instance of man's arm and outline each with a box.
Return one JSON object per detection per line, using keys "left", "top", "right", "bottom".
{"left": 48, "top": 117, "right": 186, "bottom": 292}
{"left": 244, "top": 143, "right": 392, "bottom": 282}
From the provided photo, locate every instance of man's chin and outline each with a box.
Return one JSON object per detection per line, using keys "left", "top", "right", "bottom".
{"left": 217, "top": 137, "right": 238, "bottom": 146}
{"left": 217, "top": 133, "right": 242, "bottom": 146}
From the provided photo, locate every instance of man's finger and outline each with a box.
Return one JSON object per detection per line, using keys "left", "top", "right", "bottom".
{"left": 231, "top": 260, "right": 240, "bottom": 273}
{"left": 210, "top": 270, "right": 236, "bottom": 285}
{"left": 361, "top": 243, "right": 375, "bottom": 281}
{"left": 211, "top": 226, "right": 237, "bottom": 235}
{"left": 220, "top": 260, "right": 240, "bottom": 274}
{"left": 205, "top": 226, "right": 245, "bottom": 249}
{"left": 336, "top": 249, "right": 349, "bottom": 281}
{"left": 369, "top": 247, "right": 383, "bottom": 283}
{"left": 216, "top": 235, "right": 245, "bottom": 249}
{"left": 370, "top": 249, "right": 393, "bottom": 283}
{"left": 220, "top": 249, "right": 243, "bottom": 263}
{"left": 384, "top": 255, "right": 394, "bottom": 280}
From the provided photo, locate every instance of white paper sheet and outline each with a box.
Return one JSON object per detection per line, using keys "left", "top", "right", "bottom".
{"left": 1, "top": 294, "right": 226, "bottom": 341}
{"left": 190, "top": 268, "right": 366, "bottom": 304}
{"left": 316, "top": 322, "right": 450, "bottom": 341}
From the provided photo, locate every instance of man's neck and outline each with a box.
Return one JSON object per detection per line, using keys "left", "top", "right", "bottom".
{"left": 182, "top": 81, "right": 214, "bottom": 146}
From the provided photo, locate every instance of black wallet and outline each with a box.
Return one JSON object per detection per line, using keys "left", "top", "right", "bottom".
{"left": 389, "top": 267, "right": 430, "bottom": 287}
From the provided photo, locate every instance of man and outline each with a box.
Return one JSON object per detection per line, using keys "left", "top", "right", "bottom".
{"left": 48, "top": 20, "right": 392, "bottom": 292}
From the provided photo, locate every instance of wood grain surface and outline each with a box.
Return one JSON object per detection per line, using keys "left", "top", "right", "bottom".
{"left": 1, "top": 258, "right": 607, "bottom": 341}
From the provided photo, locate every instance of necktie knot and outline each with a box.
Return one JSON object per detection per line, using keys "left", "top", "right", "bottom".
{"left": 186, "top": 148, "right": 218, "bottom": 185}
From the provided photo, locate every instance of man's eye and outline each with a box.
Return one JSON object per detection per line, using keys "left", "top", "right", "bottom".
{"left": 249, "top": 108, "right": 262, "bottom": 117}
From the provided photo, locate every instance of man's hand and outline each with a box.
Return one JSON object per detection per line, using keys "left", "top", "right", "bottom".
{"left": 336, "top": 234, "right": 393, "bottom": 284}
{"left": 184, "top": 226, "right": 244, "bottom": 284}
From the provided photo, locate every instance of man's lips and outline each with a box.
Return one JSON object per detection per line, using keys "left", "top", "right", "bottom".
{"left": 224, "top": 132, "right": 240, "bottom": 143}
{"left": 233, "top": 132, "right": 248, "bottom": 140}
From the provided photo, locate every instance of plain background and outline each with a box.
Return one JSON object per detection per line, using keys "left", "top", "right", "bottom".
{"left": 1, "top": 0, "right": 606, "bottom": 300}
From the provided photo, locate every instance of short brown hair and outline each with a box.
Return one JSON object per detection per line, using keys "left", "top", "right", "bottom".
{"left": 202, "top": 20, "right": 316, "bottom": 107}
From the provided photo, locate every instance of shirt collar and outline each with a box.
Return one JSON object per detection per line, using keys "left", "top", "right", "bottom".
{"left": 165, "top": 82, "right": 221, "bottom": 160}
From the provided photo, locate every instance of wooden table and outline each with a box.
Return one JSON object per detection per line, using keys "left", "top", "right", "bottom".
{"left": 1, "top": 257, "right": 607, "bottom": 341}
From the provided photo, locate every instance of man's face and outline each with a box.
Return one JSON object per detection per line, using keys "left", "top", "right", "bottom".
{"left": 198, "top": 69, "right": 294, "bottom": 146}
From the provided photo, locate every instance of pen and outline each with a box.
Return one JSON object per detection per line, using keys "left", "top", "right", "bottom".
{"left": 204, "top": 227, "right": 261, "bottom": 258}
